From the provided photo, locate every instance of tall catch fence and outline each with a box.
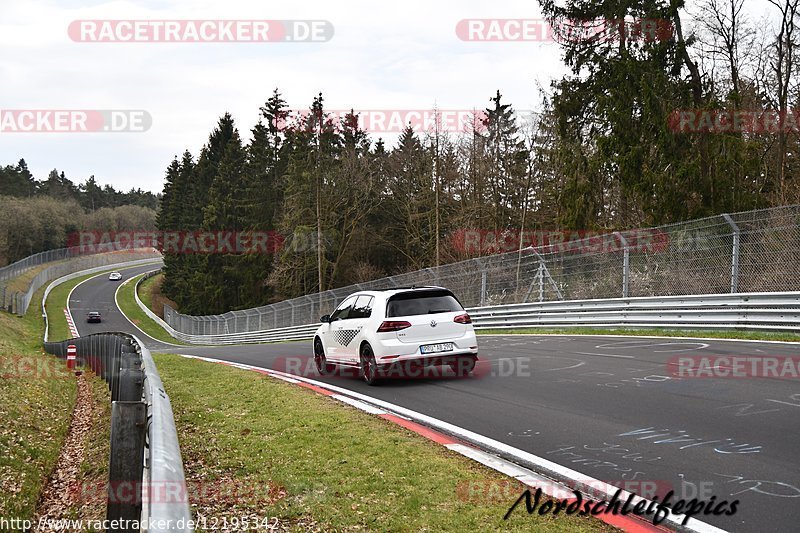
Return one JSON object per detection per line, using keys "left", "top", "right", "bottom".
{"left": 163, "top": 205, "right": 800, "bottom": 336}
{"left": 0, "top": 246, "right": 81, "bottom": 283}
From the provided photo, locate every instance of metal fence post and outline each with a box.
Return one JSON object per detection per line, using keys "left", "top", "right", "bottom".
{"left": 480, "top": 270, "right": 487, "bottom": 306}
{"left": 722, "top": 214, "right": 740, "bottom": 293}
{"left": 538, "top": 261, "right": 544, "bottom": 302}
{"left": 615, "top": 232, "right": 630, "bottom": 298}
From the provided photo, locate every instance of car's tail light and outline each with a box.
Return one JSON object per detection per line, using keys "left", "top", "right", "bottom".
{"left": 454, "top": 313, "right": 472, "bottom": 324}
{"left": 377, "top": 320, "right": 412, "bottom": 332}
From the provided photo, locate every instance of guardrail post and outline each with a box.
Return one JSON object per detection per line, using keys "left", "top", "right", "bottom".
{"left": 119, "top": 354, "right": 144, "bottom": 402}
{"left": 722, "top": 214, "right": 740, "bottom": 293}
{"left": 615, "top": 232, "right": 630, "bottom": 298}
{"left": 107, "top": 401, "right": 146, "bottom": 531}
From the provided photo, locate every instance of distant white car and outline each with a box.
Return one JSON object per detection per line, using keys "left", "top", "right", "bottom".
{"left": 313, "top": 287, "right": 479, "bottom": 385}
{"left": 108, "top": 272, "right": 122, "bottom": 281}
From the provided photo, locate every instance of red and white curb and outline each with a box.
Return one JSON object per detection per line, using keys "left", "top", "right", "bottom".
{"left": 64, "top": 307, "right": 79, "bottom": 338}
{"left": 177, "top": 354, "right": 728, "bottom": 533}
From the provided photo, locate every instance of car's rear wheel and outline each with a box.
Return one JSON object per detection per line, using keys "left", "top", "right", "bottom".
{"left": 314, "top": 339, "right": 335, "bottom": 375}
{"left": 360, "top": 344, "right": 380, "bottom": 385}
{"left": 449, "top": 356, "right": 477, "bottom": 376}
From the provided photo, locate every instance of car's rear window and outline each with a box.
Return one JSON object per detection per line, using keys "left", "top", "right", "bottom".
{"left": 386, "top": 290, "right": 463, "bottom": 317}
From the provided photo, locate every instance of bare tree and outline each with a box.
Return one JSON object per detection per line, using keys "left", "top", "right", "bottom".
{"left": 765, "top": 0, "right": 800, "bottom": 202}
{"left": 697, "top": 0, "right": 756, "bottom": 103}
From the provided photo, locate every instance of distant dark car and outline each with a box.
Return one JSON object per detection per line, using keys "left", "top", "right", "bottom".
{"left": 86, "top": 311, "right": 102, "bottom": 323}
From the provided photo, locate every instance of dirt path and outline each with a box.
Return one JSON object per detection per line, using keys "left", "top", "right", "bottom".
{"left": 31, "top": 374, "right": 94, "bottom": 531}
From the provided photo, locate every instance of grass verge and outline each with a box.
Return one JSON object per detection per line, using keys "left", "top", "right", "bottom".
{"left": 139, "top": 272, "right": 175, "bottom": 319}
{"left": 116, "top": 273, "right": 185, "bottom": 345}
{"left": 156, "top": 353, "right": 612, "bottom": 532}
{"left": 0, "top": 285, "right": 76, "bottom": 521}
{"left": 477, "top": 327, "right": 800, "bottom": 342}
{"left": 3, "top": 261, "right": 67, "bottom": 295}
{"left": 1, "top": 267, "right": 118, "bottom": 523}
{"left": 138, "top": 272, "right": 160, "bottom": 315}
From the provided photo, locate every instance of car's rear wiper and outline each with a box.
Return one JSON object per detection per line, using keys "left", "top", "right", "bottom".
{"left": 428, "top": 309, "right": 450, "bottom": 314}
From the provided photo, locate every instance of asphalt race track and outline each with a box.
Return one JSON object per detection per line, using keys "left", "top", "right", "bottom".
{"left": 69, "top": 265, "right": 800, "bottom": 532}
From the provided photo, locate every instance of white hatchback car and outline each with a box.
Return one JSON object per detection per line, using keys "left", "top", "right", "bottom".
{"left": 108, "top": 272, "right": 122, "bottom": 281}
{"left": 313, "top": 287, "right": 479, "bottom": 385}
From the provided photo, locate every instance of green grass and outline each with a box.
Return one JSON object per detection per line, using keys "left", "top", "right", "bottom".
{"left": 4, "top": 261, "right": 66, "bottom": 294}
{"left": 0, "top": 284, "right": 76, "bottom": 521}
{"left": 156, "top": 353, "right": 612, "bottom": 532}
{"left": 138, "top": 272, "right": 161, "bottom": 315}
{"left": 116, "top": 273, "right": 185, "bottom": 345}
{"left": 0, "top": 267, "right": 120, "bottom": 523}
{"left": 477, "top": 327, "right": 800, "bottom": 342}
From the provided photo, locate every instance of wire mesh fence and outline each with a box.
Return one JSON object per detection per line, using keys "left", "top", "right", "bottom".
{"left": 0, "top": 247, "right": 80, "bottom": 283}
{"left": 162, "top": 205, "right": 800, "bottom": 335}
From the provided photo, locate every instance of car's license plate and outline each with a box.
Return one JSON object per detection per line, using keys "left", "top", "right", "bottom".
{"left": 421, "top": 342, "right": 454, "bottom": 354}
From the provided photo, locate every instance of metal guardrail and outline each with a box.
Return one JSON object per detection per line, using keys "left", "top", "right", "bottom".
{"left": 468, "top": 292, "right": 800, "bottom": 331}
{"left": 149, "top": 292, "right": 800, "bottom": 345}
{"left": 44, "top": 333, "right": 193, "bottom": 532}
{"left": 133, "top": 270, "right": 318, "bottom": 345}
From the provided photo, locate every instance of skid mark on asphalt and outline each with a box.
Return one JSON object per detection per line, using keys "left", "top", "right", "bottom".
{"left": 574, "top": 351, "right": 635, "bottom": 359}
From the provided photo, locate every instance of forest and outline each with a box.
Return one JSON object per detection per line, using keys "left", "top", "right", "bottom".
{"left": 0, "top": 161, "right": 158, "bottom": 265}
{"left": 156, "top": 0, "right": 800, "bottom": 313}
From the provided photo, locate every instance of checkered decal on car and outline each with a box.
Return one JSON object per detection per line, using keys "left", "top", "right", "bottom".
{"left": 333, "top": 329, "right": 359, "bottom": 346}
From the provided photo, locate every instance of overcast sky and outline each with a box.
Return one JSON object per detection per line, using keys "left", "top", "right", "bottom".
{"left": 0, "top": 0, "right": 778, "bottom": 194}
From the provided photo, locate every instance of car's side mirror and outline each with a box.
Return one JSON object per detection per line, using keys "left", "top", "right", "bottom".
{"left": 320, "top": 314, "right": 331, "bottom": 323}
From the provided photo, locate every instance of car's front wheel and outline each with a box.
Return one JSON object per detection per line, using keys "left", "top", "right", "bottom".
{"left": 314, "top": 339, "right": 335, "bottom": 375}
{"left": 360, "top": 344, "right": 380, "bottom": 386}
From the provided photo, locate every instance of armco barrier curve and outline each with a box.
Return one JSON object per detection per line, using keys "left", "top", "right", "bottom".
{"left": 44, "top": 334, "right": 192, "bottom": 532}
{"left": 141, "top": 289, "right": 800, "bottom": 345}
